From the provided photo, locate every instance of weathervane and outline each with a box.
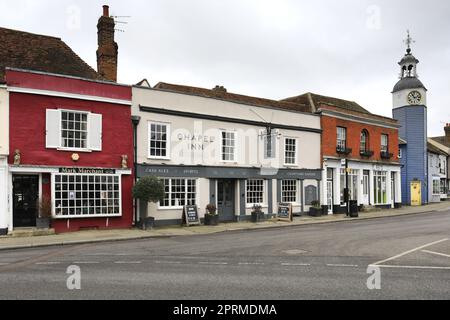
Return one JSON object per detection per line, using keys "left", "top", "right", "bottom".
{"left": 404, "top": 30, "right": 415, "bottom": 53}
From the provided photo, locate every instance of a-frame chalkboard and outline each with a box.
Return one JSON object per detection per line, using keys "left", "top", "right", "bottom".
{"left": 277, "top": 202, "right": 293, "bottom": 222}
{"left": 182, "top": 205, "right": 201, "bottom": 226}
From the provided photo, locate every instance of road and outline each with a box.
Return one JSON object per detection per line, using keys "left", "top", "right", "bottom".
{"left": 0, "top": 211, "right": 449, "bottom": 300}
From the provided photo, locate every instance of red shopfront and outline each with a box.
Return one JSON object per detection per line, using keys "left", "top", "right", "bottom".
{"left": 7, "top": 69, "right": 133, "bottom": 233}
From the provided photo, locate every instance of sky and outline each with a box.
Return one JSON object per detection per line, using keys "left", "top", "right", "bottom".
{"left": 1, "top": 0, "right": 449, "bottom": 136}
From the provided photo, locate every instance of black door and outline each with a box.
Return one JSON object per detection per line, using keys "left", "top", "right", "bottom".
{"left": 13, "top": 175, "right": 39, "bottom": 228}
{"left": 217, "top": 180, "right": 235, "bottom": 222}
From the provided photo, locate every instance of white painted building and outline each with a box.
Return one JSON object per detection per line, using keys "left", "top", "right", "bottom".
{"left": 0, "top": 85, "right": 9, "bottom": 235}
{"left": 132, "top": 83, "right": 322, "bottom": 226}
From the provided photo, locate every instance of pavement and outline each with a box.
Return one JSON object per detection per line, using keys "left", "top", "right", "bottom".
{"left": 1, "top": 201, "right": 449, "bottom": 251}
{"left": 0, "top": 208, "right": 449, "bottom": 299}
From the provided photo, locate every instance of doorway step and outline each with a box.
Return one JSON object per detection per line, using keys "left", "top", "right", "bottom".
{"left": 10, "top": 228, "right": 55, "bottom": 238}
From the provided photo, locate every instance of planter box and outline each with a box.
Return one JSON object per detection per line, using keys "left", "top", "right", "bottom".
{"left": 138, "top": 217, "right": 155, "bottom": 230}
{"left": 204, "top": 214, "right": 219, "bottom": 226}
{"left": 308, "top": 207, "right": 323, "bottom": 217}
{"left": 251, "top": 212, "right": 264, "bottom": 223}
{"left": 0, "top": 228, "right": 8, "bottom": 236}
{"left": 36, "top": 217, "right": 51, "bottom": 229}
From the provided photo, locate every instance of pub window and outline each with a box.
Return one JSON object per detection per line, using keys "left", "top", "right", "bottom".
{"left": 246, "top": 179, "right": 265, "bottom": 205}
{"left": 149, "top": 122, "right": 170, "bottom": 159}
{"left": 432, "top": 178, "right": 441, "bottom": 195}
{"left": 360, "top": 130, "right": 369, "bottom": 153}
{"left": 282, "top": 180, "right": 298, "bottom": 203}
{"left": 160, "top": 178, "right": 197, "bottom": 208}
{"left": 221, "top": 130, "right": 236, "bottom": 162}
{"left": 381, "top": 134, "right": 389, "bottom": 153}
{"left": 54, "top": 174, "right": 121, "bottom": 218}
{"left": 337, "top": 127, "right": 347, "bottom": 151}
{"left": 284, "top": 138, "right": 297, "bottom": 165}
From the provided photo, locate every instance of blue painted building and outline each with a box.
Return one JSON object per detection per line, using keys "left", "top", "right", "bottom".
{"left": 392, "top": 33, "right": 428, "bottom": 205}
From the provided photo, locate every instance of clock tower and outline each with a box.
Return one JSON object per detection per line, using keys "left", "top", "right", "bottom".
{"left": 392, "top": 31, "right": 428, "bottom": 205}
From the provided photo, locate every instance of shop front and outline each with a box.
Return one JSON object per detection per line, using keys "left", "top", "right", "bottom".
{"left": 137, "top": 165, "right": 322, "bottom": 226}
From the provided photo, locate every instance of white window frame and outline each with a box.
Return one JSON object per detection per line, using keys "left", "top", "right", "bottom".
{"left": 281, "top": 179, "right": 299, "bottom": 204}
{"left": 373, "top": 171, "right": 387, "bottom": 205}
{"left": 52, "top": 173, "right": 122, "bottom": 219}
{"left": 221, "top": 130, "right": 237, "bottom": 163}
{"left": 158, "top": 178, "right": 198, "bottom": 210}
{"left": 246, "top": 179, "right": 266, "bottom": 207}
{"left": 48, "top": 109, "right": 101, "bottom": 153}
{"left": 148, "top": 121, "right": 171, "bottom": 160}
{"left": 284, "top": 137, "right": 298, "bottom": 166}
{"left": 337, "top": 127, "right": 347, "bottom": 151}
{"left": 432, "top": 178, "right": 441, "bottom": 195}
{"left": 381, "top": 134, "right": 389, "bottom": 153}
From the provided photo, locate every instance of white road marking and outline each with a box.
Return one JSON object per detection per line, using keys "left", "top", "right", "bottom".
{"left": 238, "top": 262, "right": 265, "bottom": 265}
{"left": 421, "top": 250, "right": 450, "bottom": 259}
{"left": 114, "top": 261, "right": 142, "bottom": 264}
{"left": 281, "top": 263, "right": 311, "bottom": 267}
{"left": 115, "top": 254, "right": 136, "bottom": 256}
{"left": 371, "top": 238, "right": 449, "bottom": 266}
{"left": 154, "top": 261, "right": 182, "bottom": 265}
{"left": 73, "top": 261, "right": 100, "bottom": 265}
{"left": 370, "top": 264, "right": 450, "bottom": 270}
{"left": 35, "top": 262, "right": 61, "bottom": 265}
{"left": 326, "top": 264, "right": 359, "bottom": 268}
{"left": 199, "top": 262, "right": 228, "bottom": 265}
{"left": 0, "top": 263, "right": 10, "bottom": 266}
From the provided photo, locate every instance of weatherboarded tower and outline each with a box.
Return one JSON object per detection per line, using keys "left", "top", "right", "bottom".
{"left": 392, "top": 32, "right": 428, "bottom": 205}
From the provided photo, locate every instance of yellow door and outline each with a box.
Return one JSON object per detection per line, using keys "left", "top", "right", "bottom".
{"left": 410, "top": 181, "right": 422, "bottom": 206}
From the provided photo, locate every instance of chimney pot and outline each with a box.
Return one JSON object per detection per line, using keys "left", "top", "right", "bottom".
{"left": 103, "top": 5, "right": 109, "bottom": 17}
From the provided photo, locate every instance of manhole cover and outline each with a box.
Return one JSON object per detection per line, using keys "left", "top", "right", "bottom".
{"left": 284, "top": 249, "right": 308, "bottom": 255}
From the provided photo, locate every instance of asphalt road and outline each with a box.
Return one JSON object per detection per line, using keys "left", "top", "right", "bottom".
{"left": 0, "top": 211, "right": 449, "bottom": 300}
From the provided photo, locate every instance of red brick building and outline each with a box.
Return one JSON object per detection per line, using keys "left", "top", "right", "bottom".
{"left": 284, "top": 93, "right": 402, "bottom": 213}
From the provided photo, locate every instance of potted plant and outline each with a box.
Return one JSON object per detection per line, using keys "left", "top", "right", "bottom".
{"left": 309, "top": 201, "right": 323, "bottom": 217}
{"left": 36, "top": 195, "right": 52, "bottom": 229}
{"left": 251, "top": 204, "right": 264, "bottom": 223}
{"left": 132, "top": 176, "right": 165, "bottom": 230}
{"left": 204, "top": 204, "right": 219, "bottom": 226}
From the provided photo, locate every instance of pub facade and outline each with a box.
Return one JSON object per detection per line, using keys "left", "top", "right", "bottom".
{"left": 132, "top": 83, "right": 323, "bottom": 226}
{"left": 5, "top": 69, "right": 134, "bottom": 233}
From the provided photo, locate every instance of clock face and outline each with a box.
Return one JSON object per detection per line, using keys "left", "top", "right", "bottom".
{"left": 407, "top": 91, "right": 422, "bottom": 105}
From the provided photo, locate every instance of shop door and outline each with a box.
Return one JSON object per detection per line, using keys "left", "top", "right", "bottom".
{"left": 362, "top": 173, "right": 370, "bottom": 205}
{"left": 217, "top": 180, "right": 235, "bottom": 222}
{"left": 13, "top": 175, "right": 39, "bottom": 228}
{"left": 327, "top": 181, "right": 333, "bottom": 214}
{"left": 410, "top": 181, "right": 422, "bottom": 206}
{"left": 391, "top": 172, "right": 396, "bottom": 208}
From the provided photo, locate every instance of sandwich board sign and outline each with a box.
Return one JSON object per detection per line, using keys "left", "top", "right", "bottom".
{"left": 183, "top": 205, "right": 201, "bottom": 226}
{"left": 277, "top": 202, "right": 293, "bottom": 222}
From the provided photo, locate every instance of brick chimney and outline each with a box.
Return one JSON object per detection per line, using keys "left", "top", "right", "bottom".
{"left": 445, "top": 123, "right": 450, "bottom": 144}
{"left": 97, "top": 5, "right": 118, "bottom": 82}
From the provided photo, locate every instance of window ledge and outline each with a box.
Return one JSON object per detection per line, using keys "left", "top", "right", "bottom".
{"left": 56, "top": 148, "right": 93, "bottom": 153}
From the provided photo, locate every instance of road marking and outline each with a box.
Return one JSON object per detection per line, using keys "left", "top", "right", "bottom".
{"left": 326, "top": 264, "right": 359, "bottom": 268}
{"left": 114, "top": 261, "right": 142, "bottom": 264}
{"left": 35, "top": 262, "right": 61, "bottom": 265}
{"left": 421, "top": 250, "right": 450, "bottom": 259}
{"left": 238, "top": 262, "right": 265, "bottom": 266}
{"left": 73, "top": 261, "right": 100, "bottom": 265}
{"left": 371, "top": 238, "right": 449, "bottom": 266}
{"left": 0, "top": 263, "right": 10, "bottom": 266}
{"left": 115, "top": 254, "right": 135, "bottom": 256}
{"left": 199, "top": 262, "right": 228, "bottom": 265}
{"left": 371, "top": 264, "right": 450, "bottom": 270}
{"left": 154, "top": 261, "right": 182, "bottom": 265}
{"left": 281, "top": 263, "right": 311, "bottom": 267}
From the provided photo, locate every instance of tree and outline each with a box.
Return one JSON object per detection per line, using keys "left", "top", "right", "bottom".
{"left": 132, "top": 176, "right": 165, "bottom": 203}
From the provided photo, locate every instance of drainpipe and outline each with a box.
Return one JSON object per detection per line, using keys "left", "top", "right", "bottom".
{"left": 131, "top": 115, "right": 141, "bottom": 225}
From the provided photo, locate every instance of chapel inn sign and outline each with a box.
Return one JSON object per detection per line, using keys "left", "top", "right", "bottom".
{"left": 176, "top": 133, "right": 215, "bottom": 151}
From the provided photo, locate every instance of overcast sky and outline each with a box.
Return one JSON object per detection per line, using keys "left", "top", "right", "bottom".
{"left": 1, "top": 0, "right": 449, "bottom": 136}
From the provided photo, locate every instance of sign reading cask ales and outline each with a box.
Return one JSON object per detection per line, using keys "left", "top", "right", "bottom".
{"left": 277, "top": 202, "right": 293, "bottom": 222}
{"left": 183, "top": 205, "right": 200, "bottom": 226}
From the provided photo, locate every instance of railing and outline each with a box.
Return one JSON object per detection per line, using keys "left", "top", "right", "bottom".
{"left": 380, "top": 151, "right": 394, "bottom": 159}
{"left": 360, "top": 150, "right": 374, "bottom": 157}
{"left": 336, "top": 147, "right": 352, "bottom": 155}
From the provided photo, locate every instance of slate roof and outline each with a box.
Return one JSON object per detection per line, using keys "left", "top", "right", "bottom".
{"left": 153, "top": 82, "right": 310, "bottom": 113}
{"left": 428, "top": 141, "right": 448, "bottom": 156}
{"left": 0, "top": 27, "right": 101, "bottom": 83}
{"left": 282, "top": 92, "right": 371, "bottom": 114}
